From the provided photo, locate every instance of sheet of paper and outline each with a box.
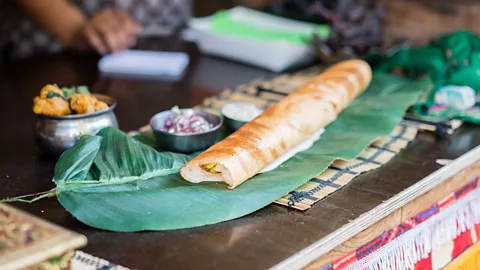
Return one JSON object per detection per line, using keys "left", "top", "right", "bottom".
{"left": 98, "top": 50, "right": 190, "bottom": 79}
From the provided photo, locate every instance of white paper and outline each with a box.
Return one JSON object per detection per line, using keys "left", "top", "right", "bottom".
{"left": 98, "top": 50, "right": 190, "bottom": 78}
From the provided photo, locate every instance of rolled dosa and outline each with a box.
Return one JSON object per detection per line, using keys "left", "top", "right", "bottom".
{"left": 180, "top": 60, "right": 372, "bottom": 189}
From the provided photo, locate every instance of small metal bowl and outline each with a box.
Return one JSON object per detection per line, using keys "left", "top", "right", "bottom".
{"left": 149, "top": 109, "right": 223, "bottom": 153}
{"left": 222, "top": 114, "right": 245, "bottom": 131}
{"left": 221, "top": 102, "right": 264, "bottom": 131}
{"left": 34, "top": 94, "right": 118, "bottom": 156}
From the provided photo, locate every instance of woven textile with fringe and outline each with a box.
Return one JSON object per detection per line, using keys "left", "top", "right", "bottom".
{"left": 323, "top": 177, "right": 480, "bottom": 270}
{"left": 444, "top": 240, "right": 480, "bottom": 270}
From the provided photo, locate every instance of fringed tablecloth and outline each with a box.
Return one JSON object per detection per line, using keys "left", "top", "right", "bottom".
{"left": 323, "top": 177, "right": 480, "bottom": 270}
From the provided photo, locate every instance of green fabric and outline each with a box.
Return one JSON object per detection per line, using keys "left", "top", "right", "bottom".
{"left": 375, "top": 30, "right": 480, "bottom": 124}
{"left": 53, "top": 73, "right": 428, "bottom": 232}
{"left": 209, "top": 10, "right": 330, "bottom": 44}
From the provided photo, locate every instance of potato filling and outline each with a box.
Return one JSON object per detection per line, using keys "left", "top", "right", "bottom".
{"left": 201, "top": 163, "right": 220, "bottom": 173}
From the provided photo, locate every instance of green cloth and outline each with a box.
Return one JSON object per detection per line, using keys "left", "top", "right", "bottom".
{"left": 209, "top": 10, "right": 330, "bottom": 44}
{"left": 375, "top": 31, "right": 480, "bottom": 124}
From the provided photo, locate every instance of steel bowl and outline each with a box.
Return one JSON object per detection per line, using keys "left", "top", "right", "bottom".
{"left": 221, "top": 102, "right": 264, "bottom": 131}
{"left": 34, "top": 94, "right": 118, "bottom": 156}
{"left": 222, "top": 114, "right": 246, "bottom": 131}
{"left": 149, "top": 109, "right": 222, "bottom": 153}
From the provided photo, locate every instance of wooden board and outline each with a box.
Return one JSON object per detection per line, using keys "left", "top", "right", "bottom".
{"left": 0, "top": 203, "right": 87, "bottom": 270}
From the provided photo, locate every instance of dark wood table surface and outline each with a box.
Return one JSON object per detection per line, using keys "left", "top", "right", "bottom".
{"left": 0, "top": 37, "right": 479, "bottom": 270}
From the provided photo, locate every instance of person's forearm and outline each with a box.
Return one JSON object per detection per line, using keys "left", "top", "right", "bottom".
{"left": 15, "top": 0, "right": 87, "bottom": 48}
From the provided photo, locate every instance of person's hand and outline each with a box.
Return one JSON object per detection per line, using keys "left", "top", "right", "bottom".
{"left": 82, "top": 10, "right": 141, "bottom": 55}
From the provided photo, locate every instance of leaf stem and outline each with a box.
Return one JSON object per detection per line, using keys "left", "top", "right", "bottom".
{"left": 0, "top": 189, "right": 57, "bottom": 203}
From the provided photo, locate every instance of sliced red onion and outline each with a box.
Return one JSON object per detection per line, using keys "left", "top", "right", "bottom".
{"left": 161, "top": 106, "right": 213, "bottom": 134}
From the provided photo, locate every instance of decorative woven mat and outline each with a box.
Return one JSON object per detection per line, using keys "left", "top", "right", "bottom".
{"left": 198, "top": 65, "right": 326, "bottom": 112}
{"left": 131, "top": 65, "right": 420, "bottom": 211}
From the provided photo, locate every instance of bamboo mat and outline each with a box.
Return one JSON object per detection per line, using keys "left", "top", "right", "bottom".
{"left": 275, "top": 124, "right": 417, "bottom": 210}
{"left": 132, "top": 65, "right": 420, "bottom": 211}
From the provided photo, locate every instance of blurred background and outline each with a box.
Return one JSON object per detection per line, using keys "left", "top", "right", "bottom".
{"left": 227, "top": 0, "right": 480, "bottom": 47}
{"left": 4, "top": 0, "right": 480, "bottom": 129}
{"left": 2, "top": 0, "right": 480, "bottom": 62}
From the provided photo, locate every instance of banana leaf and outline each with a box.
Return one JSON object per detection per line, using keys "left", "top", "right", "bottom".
{"left": 54, "top": 73, "right": 431, "bottom": 232}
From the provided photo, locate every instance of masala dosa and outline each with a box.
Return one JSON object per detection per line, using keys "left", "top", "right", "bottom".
{"left": 180, "top": 60, "right": 372, "bottom": 189}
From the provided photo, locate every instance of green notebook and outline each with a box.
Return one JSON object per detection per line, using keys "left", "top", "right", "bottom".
{"left": 209, "top": 9, "right": 330, "bottom": 44}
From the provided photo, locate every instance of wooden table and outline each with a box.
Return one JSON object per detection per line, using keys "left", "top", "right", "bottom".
{"left": 0, "top": 37, "right": 479, "bottom": 270}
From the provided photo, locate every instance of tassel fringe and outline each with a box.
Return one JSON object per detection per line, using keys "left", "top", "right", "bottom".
{"left": 348, "top": 188, "right": 480, "bottom": 270}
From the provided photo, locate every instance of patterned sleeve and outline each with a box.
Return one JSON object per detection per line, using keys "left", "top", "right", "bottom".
{"left": 2, "top": 0, "right": 193, "bottom": 60}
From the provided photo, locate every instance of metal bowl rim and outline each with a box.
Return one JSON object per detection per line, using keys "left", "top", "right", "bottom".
{"left": 34, "top": 93, "right": 117, "bottom": 120}
{"left": 149, "top": 108, "right": 223, "bottom": 137}
{"left": 222, "top": 114, "right": 247, "bottom": 126}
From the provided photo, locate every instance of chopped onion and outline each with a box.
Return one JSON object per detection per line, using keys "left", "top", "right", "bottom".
{"left": 161, "top": 106, "right": 213, "bottom": 134}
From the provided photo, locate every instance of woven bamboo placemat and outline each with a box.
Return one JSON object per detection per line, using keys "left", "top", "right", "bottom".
{"left": 131, "top": 65, "right": 419, "bottom": 211}
{"left": 275, "top": 124, "right": 417, "bottom": 210}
